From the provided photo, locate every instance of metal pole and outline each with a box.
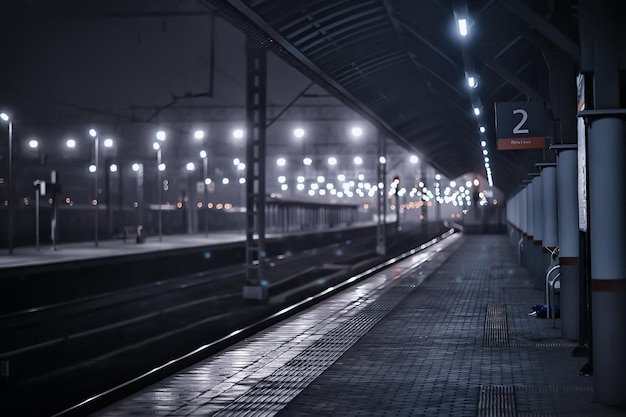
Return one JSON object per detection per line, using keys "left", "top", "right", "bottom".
{"left": 8, "top": 122, "right": 13, "bottom": 254}
{"left": 35, "top": 184, "right": 40, "bottom": 251}
{"left": 395, "top": 189, "right": 400, "bottom": 232}
{"left": 94, "top": 135, "right": 99, "bottom": 247}
{"left": 203, "top": 155, "right": 208, "bottom": 237}
{"left": 157, "top": 148, "right": 162, "bottom": 242}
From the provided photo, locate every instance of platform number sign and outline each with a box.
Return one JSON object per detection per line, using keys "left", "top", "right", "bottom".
{"left": 495, "top": 101, "right": 546, "bottom": 150}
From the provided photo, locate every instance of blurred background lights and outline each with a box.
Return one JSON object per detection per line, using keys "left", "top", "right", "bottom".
{"left": 293, "top": 127, "right": 305, "bottom": 138}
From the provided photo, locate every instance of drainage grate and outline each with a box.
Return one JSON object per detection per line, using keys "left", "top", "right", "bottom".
{"left": 509, "top": 342, "right": 578, "bottom": 348}
{"left": 484, "top": 304, "right": 509, "bottom": 347}
{"left": 515, "top": 385, "right": 593, "bottom": 393}
{"left": 478, "top": 385, "right": 517, "bottom": 417}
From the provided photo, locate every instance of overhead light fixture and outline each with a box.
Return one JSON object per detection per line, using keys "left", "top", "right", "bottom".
{"left": 473, "top": 107, "right": 481, "bottom": 116}
{"left": 467, "top": 76, "right": 478, "bottom": 88}
{"left": 479, "top": 126, "right": 486, "bottom": 133}
{"left": 457, "top": 18, "right": 468, "bottom": 36}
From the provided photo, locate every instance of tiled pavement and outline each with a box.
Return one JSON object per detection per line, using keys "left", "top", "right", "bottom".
{"left": 91, "top": 234, "right": 626, "bottom": 417}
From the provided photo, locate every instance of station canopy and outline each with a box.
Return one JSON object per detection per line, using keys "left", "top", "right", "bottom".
{"left": 0, "top": 0, "right": 580, "bottom": 197}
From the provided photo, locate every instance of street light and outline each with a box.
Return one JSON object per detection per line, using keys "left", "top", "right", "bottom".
{"left": 131, "top": 162, "right": 144, "bottom": 226}
{"left": 1, "top": 112, "right": 13, "bottom": 254}
{"left": 200, "top": 149, "right": 208, "bottom": 237}
{"left": 155, "top": 130, "right": 166, "bottom": 241}
{"left": 194, "top": 130, "right": 205, "bottom": 141}
{"left": 89, "top": 128, "right": 99, "bottom": 247}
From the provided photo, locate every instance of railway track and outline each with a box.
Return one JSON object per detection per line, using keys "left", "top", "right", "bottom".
{"left": 0, "top": 225, "right": 444, "bottom": 416}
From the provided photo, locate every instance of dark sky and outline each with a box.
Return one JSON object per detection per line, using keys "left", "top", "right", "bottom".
{"left": 0, "top": 8, "right": 330, "bottom": 130}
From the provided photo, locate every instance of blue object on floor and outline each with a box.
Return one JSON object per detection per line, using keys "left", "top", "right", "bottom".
{"left": 529, "top": 304, "right": 560, "bottom": 318}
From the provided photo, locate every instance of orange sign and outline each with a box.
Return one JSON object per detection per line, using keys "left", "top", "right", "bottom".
{"left": 497, "top": 137, "right": 546, "bottom": 150}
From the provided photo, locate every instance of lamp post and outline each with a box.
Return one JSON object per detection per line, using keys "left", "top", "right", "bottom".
{"left": 154, "top": 130, "right": 166, "bottom": 241}
{"left": 0, "top": 113, "right": 13, "bottom": 254}
{"left": 194, "top": 130, "right": 208, "bottom": 237}
{"left": 89, "top": 128, "right": 99, "bottom": 247}
{"left": 131, "top": 162, "right": 144, "bottom": 226}
{"left": 200, "top": 150, "right": 208, "bottom": 237}
{"left": 103, "top": 138, "right": 115, "bottom": 239}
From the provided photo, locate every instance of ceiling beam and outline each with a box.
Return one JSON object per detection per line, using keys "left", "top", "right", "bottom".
{"left": 221, "top": 0, "right": 415, "bottom": 151}
{"left": 473, "top": 50, "right": 546, "bottom": 101}
{"left": 497, "top": 0, "right": 579, "bottom": 60}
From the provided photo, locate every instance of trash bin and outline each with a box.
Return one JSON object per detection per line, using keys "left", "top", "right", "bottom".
{"left": 136, "top": 225, "right": 145, "bottom": 243}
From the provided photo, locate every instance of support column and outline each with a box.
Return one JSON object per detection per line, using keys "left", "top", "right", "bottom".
{"left": 532, "top": 174, "right": 545, "bottom": 288}
{"left": 579, "top": 0, "right": 626, "bottom": 404}
{"left": 519, "top": 186, "right": 528, "bottom": 266}
{"left": 552, "top": 147, "right": 580, "bottom": 340}
{"left": 243, "top": 38, "right": 268, "bottom": 301}
{"left": 508, "top": 192, "right": 521, "bottom": 246}
{"left": 376, "top": 133, "right": 386, "bottom": 255}
{"left": 540, "top": 165, "right": 558, "bottom": 255}
{"left": 586, "top": 115, "right": 626, "bottom": 403}
{"left": 523, "top": 181, "right": 534, "bottom": 272}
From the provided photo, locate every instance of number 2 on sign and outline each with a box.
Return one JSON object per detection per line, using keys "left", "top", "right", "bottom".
{"left": 512, "top": 109, "right": 529, "bottom": 134}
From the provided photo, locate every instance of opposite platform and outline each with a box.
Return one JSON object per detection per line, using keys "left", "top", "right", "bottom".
{"left": 0, "top": 232, "right": 244, "bottom": 270}
{"left": 90, "top": 234, "right": 624, "bottom": 417}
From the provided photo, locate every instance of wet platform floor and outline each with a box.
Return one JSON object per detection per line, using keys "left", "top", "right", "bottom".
{"left": 90, "top": 234, "right": 625, "bottom": 417}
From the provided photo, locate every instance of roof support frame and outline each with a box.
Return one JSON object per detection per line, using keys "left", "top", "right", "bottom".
{"left": 496, "top": 0, "right": 579, "bottom": 60}
{"left": 219, "top": 0, "right": 415, "bottom": 152}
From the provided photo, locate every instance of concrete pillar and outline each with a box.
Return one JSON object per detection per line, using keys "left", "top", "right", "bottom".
{"left": 532, "top": 175, "right": 545, "bottom": 288}
{"left": 519, "top": 186, "right": 528, "bottom": 266}
{"left": 524, "top": 181, "right": 534, "bottom": 272}
{"left": 587, "top": 116, "right": 626, "bottom": 404}
{"left": 555, "top": 148, "right": 579, "bottom": 340}
{"left": 578, "top": 0, "right": 626, "bottom": 404}
{"left": 541, "top": 166, "right": 558, "bottom": 252}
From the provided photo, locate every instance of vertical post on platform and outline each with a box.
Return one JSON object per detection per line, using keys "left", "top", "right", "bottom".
{"left": 518, "top": 186, "right": 527, "bottom": 266}
{"left": 530, "top": 174, "right": 544, "bottom": 288}
{"left": 585, "top": 114, "right": 626, "bottom": 403}
{"left": 7, "top": 119, "right": 13, "bottom": 254}
{"left": 243, "top": 37, "right": 268, "bottom": 301}
{"left": 34, "top": 180, "right": 40, "bottom": 252}
{"left": 523, "top": 180, "right": 533, "bottom": 271}
{"left": 539, "top": 164, "right": 558, "bottom": 262}
{"left": 578, "top": 0, "right": 626, "bottom": 405}
{"left": 89, "top": 129, "right": 100, "bottom": 247}
{"left": 376, "top": 133, "right": 386, "bottom": 255}
{"left": 551, "top": 145, "right": 580, "bottom": 341}
{"left": 50, "top": 170, "right": 58, "bottom": 251}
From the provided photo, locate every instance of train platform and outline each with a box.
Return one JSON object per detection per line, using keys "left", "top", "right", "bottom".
{"left": 88, "top": 233, "right": 624, "bottom": 417}
{"left": 0, "top": 221, "right": 380, "bottom": 270}
{"left": 0, "top": 232, "right": 244, "bottom": 270}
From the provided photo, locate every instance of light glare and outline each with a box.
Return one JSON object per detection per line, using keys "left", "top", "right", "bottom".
{"left": 232, "top": 128, "right": 244, "bottom": 139}
{"left": 293, "top": 128, "right": 305, "bottom": 138}
{"left": 458, "top": 18, "right": 468, "bottom": 36}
